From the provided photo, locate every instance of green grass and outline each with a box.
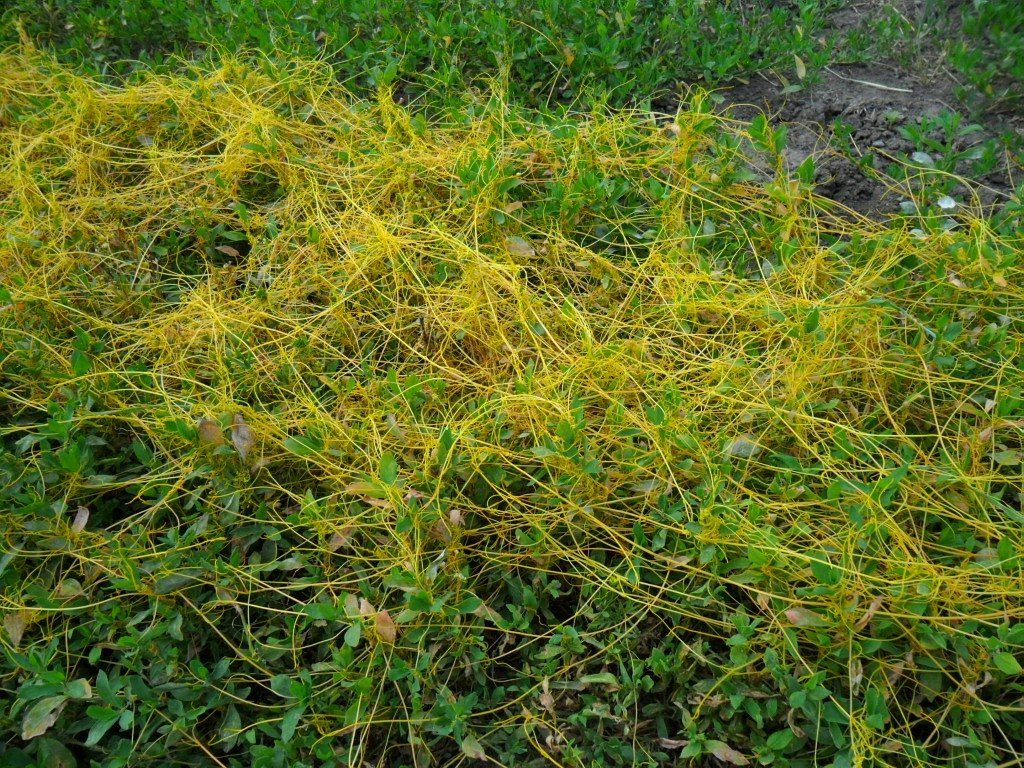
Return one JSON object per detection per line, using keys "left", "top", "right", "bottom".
{"left": 949, "top": 0, "right": 1024, "bottom": 111}
{"left": 1, "top": 0, "right": 838, "bottom": 108}
{"left": 1, "top": 51, "right": 1023, "bottom": 768}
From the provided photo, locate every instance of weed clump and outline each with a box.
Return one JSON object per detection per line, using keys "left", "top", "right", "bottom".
{"left": 1, "top": 51, "right": 1022, "bottom": 768}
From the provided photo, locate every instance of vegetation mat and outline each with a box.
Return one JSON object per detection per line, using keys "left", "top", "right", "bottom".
{"left": 1, "top": 51, "right": 1022, "bottom": 768}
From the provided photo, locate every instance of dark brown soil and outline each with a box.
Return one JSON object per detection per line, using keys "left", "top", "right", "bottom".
{"left": 720, "top": 63, "right": 953, "bottom": 215}
{"left": 682, "top": 0, "right": 1021, "bottom": 216}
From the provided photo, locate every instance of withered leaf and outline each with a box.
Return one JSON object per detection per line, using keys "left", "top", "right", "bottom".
{"left": 658, "top": 738, "right": 689, "bottom": 749}
{"left": 231, "top": 413, "right": 253, "bottom": 461}
{"left": 375, "top": 609, "right": 397, "bottom": 644}
{"left": 854, "top": 595, "right": 885, "bottom": 632}
{"left": 707, "top": 740, "right": 750, "bottom": 766}
{"left": 198, "top": 418, "right": 224, "bottom": 446}
{"left": 4, "top": 612, "right": 27, "bottom": 647}
{"left": 71, "top": 506, "right": 89, "bottom": 533}
{"left": 328, "top": 526, "right": 354, "bottom": 552}
{"left": 785, "top": 607, "right": 826, "bottom": 627}
{"left": 21, "top": 696, "right": 67, "bottom": 740}
{"left": 505, "top": 236, "right": 535, "bottom": 258}
{"left": 215, "top": 245, "right": 241, "bottom": 259}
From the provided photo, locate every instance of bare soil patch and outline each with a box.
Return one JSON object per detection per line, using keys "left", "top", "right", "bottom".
{"left": 691, "top": 0, "right": 1021, "bottom": 215}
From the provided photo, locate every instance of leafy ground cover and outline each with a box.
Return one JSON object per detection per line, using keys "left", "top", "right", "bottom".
{"left": 1, "top": 51, "right": 1022, "bottom": 768}
{"left": 1, "top": 0, "right": 837, "bottom": 107}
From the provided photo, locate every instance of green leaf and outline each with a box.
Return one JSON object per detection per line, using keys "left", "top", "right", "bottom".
{"left": 36, "top": 738, "right": 76, "bottom": 768}
{"left": 809, "top": 552, "right": 839, "bottom": 585}
{"left": 436, "top": 426, "right": 456, "bottom": 467}
{"left": 270, "top": 674, "right": 295, "bottom": 699}
{"left": 220, "top": 704, "right": 242, "bottom": 752}
{"left": 992, "top": 449, "right": 1021, "bottom": 466}
{"left": 457, "top": 595, "right": 483, "bottom": 614}
{"left": 865, "top": 687, "right": 889, "bottom": 729}
{"left": 997, "top": 537, "right": 1016, "bottom": 565}
{"left": 303, "top": 602, "right": 342, "bottom": 621}
{"left": 153, "top": 571, "right": 199, "bottom": 594}
{"left": 379, "top": 452, "right": 398, "bottom": 484}
{"left": 280, "top": 705, "right": 305, "bottom": 743}
{"left": 85, "top": 705, "right": 118, "bottom": 720}
{"left": 766, "top": 729, "right": 795, "bottom": 750}
{"left": 804, "top": 307, "right": 820, "bottom": 334}
{"left": 681, "top": 740, "right": 702, "bottom": 758}
{"left": 993, "top": 652, "right": 1022, "bottom": 675}
{"left": 71, "top": 349, "right": 91, "bottom": 376}
{"left": 95, "top": 671, "right": 119, "bottom": 706}
{"left": 580, "top": 672, "right": 618, "bottom": 687}
{"left": 84, "top": 706, "right": 120, "bottom": 747}
{"left": 797, "top": 155, "right": 816, "bottom": 185}
{"left": 284, "top": 434, "right": 323, "bottom": 458}
{"left": 344, "top": 622, "right": 362, "bottom": 648}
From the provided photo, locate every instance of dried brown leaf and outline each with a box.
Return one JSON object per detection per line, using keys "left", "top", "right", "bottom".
{"left": 505, "top": 236, "right": 535, "bottom": 258}
{"left": 658, "top": 738, "right": 690, "bottom": 749}
{"left": 21, "top": 696, "right": 67, "bottom": 740}
{"left": 215, "top": 245, "right": 241, "bottom": 259}
{"left": 71, "top": 506, "right": 89, "bottom": 533}
{"left": 794, "top": 54, "right": 806, "bottom": 80}
{"left": 460, "top": 734, "right": 487, "bottom": 760}
{"left": 375, "top": 609, "right": 397, "bottom": 644}
{"left": 328, "top": 526, "right": 354, "bottom": 552}
{"left": 344, "top": 593, "right": 360, "bottom": 618}
{"left": 854, "top": 595, "right": 885, "bottom": 632}
{"left": 384, "top": 413, "right": 406, "bottom": 439}
{"left": 4, "top": 612, "right": 26, "bottom": 647}
{"left": 708, "top": 740, "right": 750, "bottom": 765}
{"left": 231, "top": 413, "right": 253, "bottom": 461}
{"left": 198, "top": 418, "right": 224, "bottom": 446}
{"left": 785, "top": 607, "right": 826, "bottom": 627}
{"left": 725, "top": 434, "right": 762, "bottom": 458}
{"left": 429, "top": 519, "right": 452, "bottom": 543}
{"left": 786, "top": 707, "right": 807, "bottom": 738}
